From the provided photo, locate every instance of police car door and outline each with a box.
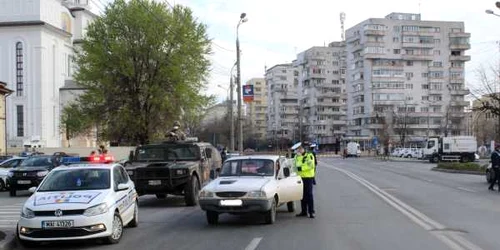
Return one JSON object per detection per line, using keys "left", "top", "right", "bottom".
{"left": 113, "top": 166, "right": 134, "bottom": 223}
{"left": 277, "top": 158, "right": 303, "bottom": 202}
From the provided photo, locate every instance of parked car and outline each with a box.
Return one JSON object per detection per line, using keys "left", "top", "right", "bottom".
{"left": 199, "top": 155, "right": 303, "bottom": 225}
{"left": 0, "top": 157, "right": 27, "bottom": 190}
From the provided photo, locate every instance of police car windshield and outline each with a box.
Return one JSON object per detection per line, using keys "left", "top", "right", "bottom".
{"left": 37, "top": 169, "right": 110, "bottom": 192}
{"left": 20, "top": 157, "right": 53, "bottom": 167}
{"left": 135, "top": 145, "right": 200, "bottom": 161}
{"left": 220, "top": 159, "right": 275, "bottom": 177}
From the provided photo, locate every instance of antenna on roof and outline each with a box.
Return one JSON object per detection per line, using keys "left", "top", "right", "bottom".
{"left": 418, "top": 0, "right": 421, "bottom": 15}
{"left": 340, "top": 12, "right": 346, "bottom": 41}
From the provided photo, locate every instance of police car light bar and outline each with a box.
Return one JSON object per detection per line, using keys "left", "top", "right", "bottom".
{"left": 61, "top": 155, "right": 116, "bottom": 165}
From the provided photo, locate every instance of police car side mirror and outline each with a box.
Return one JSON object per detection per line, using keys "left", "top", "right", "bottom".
{"left": 117, "top": 183, "right": 130, "bottom": 191}
{"left": 28, "top": 187, "right": 37, "bottom": 193}
{"left": 283, "top": 167, "right": 291, "bottom": 178}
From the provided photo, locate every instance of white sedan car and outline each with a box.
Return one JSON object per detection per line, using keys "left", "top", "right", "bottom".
{"left": 17, "top": 161, "right": 138, "bottom": 247}
{"left": 199, "top": 155, "right": 303, "bottom": 225}
{"left": 0, "top": 157, "right": 26, "bottom": 190}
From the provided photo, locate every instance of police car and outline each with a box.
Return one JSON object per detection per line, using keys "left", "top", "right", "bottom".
{"left": 17, "top": 156, "right": 138, "bottom": 247}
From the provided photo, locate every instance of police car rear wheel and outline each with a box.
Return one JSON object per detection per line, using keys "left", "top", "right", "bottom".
{"left": 105, "top": 212, "right": 123, "bottom": 244}
{"left": 0, "top": 179, "right": 4, "bottom": 191}
{"left": 264, "top": 199, "right": 277, "bottom": 224}
{"left": 128, "top": 202, "right": 139, "bottom": 228}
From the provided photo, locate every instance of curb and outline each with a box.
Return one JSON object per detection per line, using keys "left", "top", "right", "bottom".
{"left": 0, "top": 231, "right": 16, "bottom": 250}
{"left": 431, "top": 167, "right": 485, "bottom": 176}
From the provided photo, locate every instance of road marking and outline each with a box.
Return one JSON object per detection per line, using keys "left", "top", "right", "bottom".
{"left": 0, "top": 204, "right": 21, "bottom": 228}
{"left": 244, "top": 237, "right": 262, "bottom": 250}
{"left": 324, "top": 164, "right": 483, "bottom": 250}
{"left": 456, "top": 187, "right": 475, "bottom": 193}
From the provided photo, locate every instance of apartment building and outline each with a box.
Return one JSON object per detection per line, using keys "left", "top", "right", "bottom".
{"left": 265, "top": 64, "right": 300, "bottom": 144}
{"left": 294, "top": 43, "right": 347, "bottom": 146}
{"left": 345, "top": 12, "right": 470, "bottom": 144}
{"left": 245, "top": 78, "right": 267, "bottom": 141}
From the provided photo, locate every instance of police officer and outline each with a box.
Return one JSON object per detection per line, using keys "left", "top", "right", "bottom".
{"left": 166, "top": 121, "right": 187, "bottom": 141}
{"left": 489, "top": 144, "right": 500, "bottom": 191}
{"left": 292, "top": 142, "right": 316, "bottom": 218}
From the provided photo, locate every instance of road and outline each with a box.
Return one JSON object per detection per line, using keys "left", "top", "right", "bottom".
{"left": 0, "top": 157, "right": 498, "bottom": 250}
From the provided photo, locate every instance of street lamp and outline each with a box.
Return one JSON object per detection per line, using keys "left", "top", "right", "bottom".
{"left": 486, "top": 9, "right": 500, "bottom": 17}
{"left": 236, "top": 13, "right": 248, "bottom": 153}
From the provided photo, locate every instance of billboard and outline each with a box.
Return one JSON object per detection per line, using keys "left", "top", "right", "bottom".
{"left": 243, "top": 85, "right": 254, "bottom": 102}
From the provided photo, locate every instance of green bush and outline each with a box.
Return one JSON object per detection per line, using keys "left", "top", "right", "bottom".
{"left": 436, "top": 162, "right": 486, "bottom": 172}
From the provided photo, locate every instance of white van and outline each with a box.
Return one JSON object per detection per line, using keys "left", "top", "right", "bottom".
{"left": 346, "top": 142, "right": 361, "bottom": 157}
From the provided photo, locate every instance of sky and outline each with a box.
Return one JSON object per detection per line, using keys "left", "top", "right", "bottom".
{"left": 95, "top": 0, "right": 500, "bottom": 103}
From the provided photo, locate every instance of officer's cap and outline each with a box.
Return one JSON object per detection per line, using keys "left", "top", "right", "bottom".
{"left": 310, "top": 143, "right": 317, "bottom": 148}
{"left": 291, "top": 142, "right": 302, "bottom": 150}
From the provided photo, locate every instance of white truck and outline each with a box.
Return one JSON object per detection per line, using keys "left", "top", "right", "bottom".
{"left": 423, "top": 136, "right": 477, "bottom": 163}
{"left": 346, "top": 142, "right": 361, "bottom": 157}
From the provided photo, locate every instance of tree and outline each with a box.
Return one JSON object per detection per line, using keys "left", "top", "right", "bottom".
{"left": 67, "top": 0, "right": 212, "bottom": 145}
{"left": 471, "top": 65, "right": 500, "bottom": 141}
{"left": 392, "top": 101, "right": 413, "bottom": 147}
{"left": 60, "top": 103, "right": 92, "bottom": 147}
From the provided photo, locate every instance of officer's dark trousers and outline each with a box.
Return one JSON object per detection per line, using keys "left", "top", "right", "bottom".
{"left": 301, "top": 178, "right": 315, "bottom": 215}
{"left": 489, "top": 167, "right": 500, "bottom": 190}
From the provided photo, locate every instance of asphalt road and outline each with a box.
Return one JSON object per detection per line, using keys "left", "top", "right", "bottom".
{"left": 1, "top": 157, "right": 497, "bottom": 250}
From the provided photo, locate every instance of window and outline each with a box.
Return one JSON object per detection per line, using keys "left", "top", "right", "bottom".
{"left": 393, "top": 37, "right": 400, "bottom": 42}
{"left": 406, "top": 61, "right": 413, "bottom": 66}
{"left": 16, "top": 42, "right": 23, "bottom": 96}
{"left": 393, "top": 49, "right": 400, "bottom": 54}
{"left": 16, "top": 105, "right": 24, "bottom": 137}
{"left": 405, "top": 72, "right": 413, "bottom": 79}
{"left": 434, "top": 39, "right": 441, "bottom": 44}
{"left": 433, "top": 50, "right": 440, "bottom": 55}
{"left": 433, "top": 61, "right": 443, "bottom": 67}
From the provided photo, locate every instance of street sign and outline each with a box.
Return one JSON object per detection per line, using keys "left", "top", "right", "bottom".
{"left": 243, "top": 85, "right": 254, "bottom": 102}
{"left": 372, "top": 136, "right": 378, "bottom": 147}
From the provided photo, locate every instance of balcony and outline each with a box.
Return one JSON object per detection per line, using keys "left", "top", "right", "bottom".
{"left": 449, "top": 78, "right": 464, "bottom": 84}
{"left": 402, "top": 42, "right": 435, "bottom": 49}
{"left": 402, "top": 54, "right": 433, "bottom": 61}
{"left": 449, "top": 32, "right": 471, "bottom": 38}
{"left": 364, "top": 52, "right": 387, "bottom": 59}
{"left": 365, "top": 41, "right": 385, "bottom": 47}
{"left": 450, "top": 100, "right": 469, "bottom": 107}
{"left": 450, "top": 112, "right": 466, "bottom": 118}
{"left": 450, "top": 55, "right": 471, "bottom": 61}
{"left": 364, "top": 29, "right": 386, "bottom": 36}
{"left": 450, "top": 43, "right": 471, "bottom": 50}
{"left": 449, "top": 88, "right": 470, "bottom": 95}
{"left": 352, "top": 43, "right": 364, "bottom": 52}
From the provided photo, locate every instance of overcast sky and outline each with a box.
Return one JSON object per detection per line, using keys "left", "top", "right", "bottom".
{"left": 96, "top": 0, "right": 500, "bottom": 103}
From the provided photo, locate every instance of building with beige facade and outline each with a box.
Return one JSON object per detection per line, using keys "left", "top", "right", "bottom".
{"left": 294, "top": 42, "right": 347, "bottom": 146}
{"left": 245, "top": 78, "right": 267, "bottom": 141}
{"left": 345, "top": 12, "right": 471, "bottom": 146}
{"left": 265, "top": 64, "right": 300, "bottom": 145}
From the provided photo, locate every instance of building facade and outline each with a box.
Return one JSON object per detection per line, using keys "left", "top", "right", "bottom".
{"left": 244, "top": 78, "right": 267, "bottom": 141}
{"left": 0, "top": 0, "right": 96, "bottom": 148}
{"left": 0, "top": 81, "right": 13, "bottom": 155}
{"left": 265, "top": 64, "right": 299, "bottom": 145}
{"left": 345, "top": 12, "right": 470, "bottom": 145}
{"left": 295, "top": 43, "right": 347, "bottom": 146}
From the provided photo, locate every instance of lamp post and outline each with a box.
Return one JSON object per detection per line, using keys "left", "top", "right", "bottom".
{"left": 486, "top": 9, "right": 500, "bottom": 17}
{"left": 236, "top": 13, "right": 248, "bottom": 153}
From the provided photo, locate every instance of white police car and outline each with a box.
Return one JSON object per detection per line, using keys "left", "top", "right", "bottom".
{"left": 17, "top": 157, "right": 138, "bottom": 247}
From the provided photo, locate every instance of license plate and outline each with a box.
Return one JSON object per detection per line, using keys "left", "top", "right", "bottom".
{"left": 42, "top": 220, "right": 74, "bottom": 229}
{"left": 148, "top": 180, "right": 161, "bottom": 186}
{"left": 220, "top": 199, "right": 243, "bottom": 206}
{"left": 17, "top": 180, "right": 31, "bottom": 184}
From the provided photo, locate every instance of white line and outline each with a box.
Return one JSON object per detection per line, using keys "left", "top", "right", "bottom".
{"left": 324, "top": 165, "right": 483, "bottom": 250}
{"left": 244, "top": 237, "right": 262, "bottom": 250}
{"left": 456, "top": 187, "right": 476, "bottom": 193}
{"left": 0, "top": 220, "right": 17, "bottom": 222}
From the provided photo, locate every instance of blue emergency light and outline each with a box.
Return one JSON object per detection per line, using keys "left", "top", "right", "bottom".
{"left": 61, "top": 155, "right": 115, "bottom": 165}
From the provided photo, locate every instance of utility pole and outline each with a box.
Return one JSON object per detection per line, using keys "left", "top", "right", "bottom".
{"left": 229, "top": 75, "right": 235, "bottom": 152}
{"left": 236, "top": 13, "right": 247, "bottom": 153}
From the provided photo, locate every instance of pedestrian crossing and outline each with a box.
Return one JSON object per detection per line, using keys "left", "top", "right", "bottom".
{"left": 0, "top": 203, "right": 22, "bottom": 229}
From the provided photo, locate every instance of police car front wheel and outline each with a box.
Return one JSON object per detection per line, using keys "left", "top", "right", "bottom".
{"left": 105, "top": 212, "right": 123, "bottom": 244}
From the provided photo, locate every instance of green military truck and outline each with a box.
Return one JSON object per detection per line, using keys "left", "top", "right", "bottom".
{"left": 124, "top": 139, "right": 222, "bottom": 206}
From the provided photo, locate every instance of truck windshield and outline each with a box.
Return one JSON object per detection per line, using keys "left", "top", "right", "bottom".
{"left": 135, "top": 145, "right": 200, "bottom": 162}
{"left": 20, "top": 157, "right": 53, "bottom": 167}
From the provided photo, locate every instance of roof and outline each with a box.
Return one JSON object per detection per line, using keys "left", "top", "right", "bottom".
{"left": 225, "top": 155, "right": 282, "bottom": 161}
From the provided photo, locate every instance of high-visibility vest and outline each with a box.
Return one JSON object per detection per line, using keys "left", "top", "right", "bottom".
{"left": 294, "top": 152, "right": 315, "bottom": 178}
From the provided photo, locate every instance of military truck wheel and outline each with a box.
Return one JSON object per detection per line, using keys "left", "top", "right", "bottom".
{"left": 184, "top": 175, "right": 199, "bottom": 206}
{"left": 155, "top": 194, "right": 167, "bottom": 199}
{"left": 0, "top": 179, "right": 5, "bottom": 191}
{"left": 206, "top": 211, "right": 219, "bottom": 225}
{"left": 9, "top": 188, "right": 16, "bottom": 197}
